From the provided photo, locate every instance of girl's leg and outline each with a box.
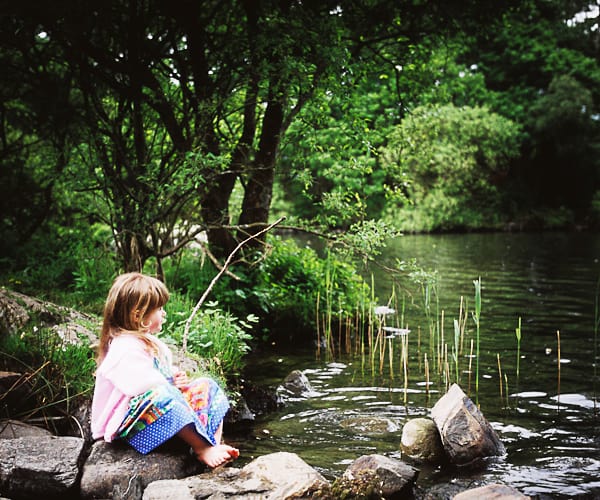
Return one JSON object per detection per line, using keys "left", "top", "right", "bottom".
{"left": 177, "top": 424, "right": 239, "bottom": 468}
{"left": 214, "top": 421, "right": 223, "bottom": 444}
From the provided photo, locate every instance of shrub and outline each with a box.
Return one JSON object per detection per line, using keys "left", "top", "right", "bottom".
{"left": 252, "top": 236, "right": 373, "bottom": 339}
{"left": 161, "top": 293, "right": 255, "bottom": 382}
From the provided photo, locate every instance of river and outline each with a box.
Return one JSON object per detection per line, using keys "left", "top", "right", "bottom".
{"left": 239, "top": 231, "right": 600, "bottom": 499}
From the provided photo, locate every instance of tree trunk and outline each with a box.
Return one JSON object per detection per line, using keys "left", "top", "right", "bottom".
{"left": 237, "top": 97, "right": 284, "bottom": 246}
{"left": 200, "top": 170, "right": 239, "bottom": 257}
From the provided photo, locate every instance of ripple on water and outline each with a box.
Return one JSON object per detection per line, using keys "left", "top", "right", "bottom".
{"left": 491, "top": 456, "right": 600, "bottom": 498}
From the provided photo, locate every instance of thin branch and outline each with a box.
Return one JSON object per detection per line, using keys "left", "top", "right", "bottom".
{"left": 182, "top": 216, "right": 286, "bottom": 352}
{"left": 196, "top": 239, "right": 242, "bottom": 281}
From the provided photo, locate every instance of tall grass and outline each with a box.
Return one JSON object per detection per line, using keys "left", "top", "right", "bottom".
{"left": 472, "top": 277, "right": 482, "bottom": 402}
{"left": 595, "top": 275, "right": 599, "bottom": 414}
{"left": 515, "top": 316, "right": 522, "bottom": 388}
{"left": 0, "top": 326, "right": 96, "bottom": 429}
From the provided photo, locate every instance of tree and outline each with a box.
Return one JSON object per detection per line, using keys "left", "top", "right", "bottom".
{"left": 381, "top": 104, "right": 521, "bottom": 231}
{"left": 456, "top": 0, "right": 600, "bottom": 220}
{"left": 2, "top": 0, "right": 523, "bottom": 273}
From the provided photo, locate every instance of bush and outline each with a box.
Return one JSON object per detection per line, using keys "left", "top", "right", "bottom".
{"left": 251, "top": 237, "right": 373, "bottom": 340}
{"left": 161, "top": 293, "right": 255, "bottom": 382}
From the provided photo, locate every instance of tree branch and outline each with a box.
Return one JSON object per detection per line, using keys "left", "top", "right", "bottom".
{"left": 182, "top": 216, "right": 286, "bottom": 352}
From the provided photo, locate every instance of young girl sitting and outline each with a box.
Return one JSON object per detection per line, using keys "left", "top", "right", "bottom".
{"left": 91, "top": 272, "right": 239, "bottom": 468}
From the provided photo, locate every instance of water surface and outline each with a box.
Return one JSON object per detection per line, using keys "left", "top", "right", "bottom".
{"left": 240, "top": 232, "right": 600, "bottom": 498}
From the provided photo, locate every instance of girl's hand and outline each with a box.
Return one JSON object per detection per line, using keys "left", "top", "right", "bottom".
{"left": 172, "top": 370, "right": 190, "bottom": 389}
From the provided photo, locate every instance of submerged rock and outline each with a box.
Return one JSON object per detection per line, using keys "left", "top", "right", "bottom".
{"left": 341, "top": 416, "right": 399, "bottom": 435}
{"left": 453, "top": 482, "right": 531, "bottom": 499}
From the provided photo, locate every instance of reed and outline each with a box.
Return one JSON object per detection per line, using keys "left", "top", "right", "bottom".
{"left": 515, "top": 316, "right": 522, "bottom": 384}
{"left": 497, "top": 353, "right": 503, "bottom": 399}
{"left": 459, "top": 295, "right": 467, "bottom": 354}
{"left": 557, "top": 330, "right": 561, "bottom": 408}
{"left": 594, "top": 275, "right": 599, "bottom": 414}
{"left": 440, "top": 309, "right": 445, "bottom": 375}
{"left": 402, "top": 333, "right": 409, "bottom": 403}
{"left": 388, "top": 334, "right": 394, "bottom": 380}
{"left": 453, "top": 318, "right": 460, "bottom": 383}
{"left": 472, "top": 277, "right": 482, "bottom": 402}
{"left": 316, "top": 291, "right": 321, "bottom": 358}
{"left": 424, "top": 352, "right": 430, "bottom": 399}
{"left": 468, "top": 338, "right": 474, "bottom": 395}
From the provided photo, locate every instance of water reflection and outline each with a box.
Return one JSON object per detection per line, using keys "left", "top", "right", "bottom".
{"left": 242, "top": 232, "right": 600, "bottom": 497}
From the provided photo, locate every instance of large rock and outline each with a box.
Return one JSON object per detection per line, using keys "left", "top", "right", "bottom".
{"left": 400, "top": 417, "right": 446, "bottom": 464}
{"left": 343, "top": 454, "right": 418, "bottom": 499}
{"left": 80, "top": 440, "right": 203, "bottom": 500}
{"left": 0, "top": 287, "right": 99, "bottom": 346}
{"left": 143, "top": 451, "right": 329, "bottom": 500}
{"left": 0, "top": 435, "right": 85, "bottom": 499}
{"left": 0, "top": 420, "right": 53, "bottom": 439}
{"left": 0, "top": 289, "right": 29, "bottom": 334}
{"left": 453, "top": 482, "right": 530, "bottom": 499}
{"left": 431, "top": 384, "right": 505, "bottom": 465}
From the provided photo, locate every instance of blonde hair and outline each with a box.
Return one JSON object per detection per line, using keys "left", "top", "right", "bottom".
{"left": 97, "top": 272, "right": 169, "bottom": 364}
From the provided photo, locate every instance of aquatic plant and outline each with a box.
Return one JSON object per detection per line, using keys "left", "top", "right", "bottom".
{"left": 472, "top": 277, "right": 482, "bottom": 401}
{"left": 595, "top": 275, "right": 599, "bottom": 414}
{"left": 557, "top": 330, "right": 561, "bottom": 409}
{"left": 515, "top": 317, "right": 522, "bottom": 384}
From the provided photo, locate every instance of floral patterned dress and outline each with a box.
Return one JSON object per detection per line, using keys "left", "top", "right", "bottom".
{"left": 116, "top": 355, "right": 230, "bottom": 454}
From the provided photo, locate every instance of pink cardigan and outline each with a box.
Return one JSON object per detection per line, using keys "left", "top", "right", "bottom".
{"left": 91, "top": 334, "right": 173, "bottom": 442}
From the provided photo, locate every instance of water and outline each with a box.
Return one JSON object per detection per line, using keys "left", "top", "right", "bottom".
{"left": 238, "top": 232, "right": 600, "bottom": 498}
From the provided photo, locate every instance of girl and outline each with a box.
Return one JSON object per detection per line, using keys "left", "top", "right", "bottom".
{"left": 91, "top": 272, "right": 239, "bottom": 467}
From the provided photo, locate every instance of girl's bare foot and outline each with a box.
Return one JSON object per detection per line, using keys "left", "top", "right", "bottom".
{"left": 194, "top": 443, "right": 240, "bottom": 468}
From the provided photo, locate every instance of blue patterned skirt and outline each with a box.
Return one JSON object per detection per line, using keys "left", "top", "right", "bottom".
{"left": 117, "top": 378, "right": 230, "bottom": 454}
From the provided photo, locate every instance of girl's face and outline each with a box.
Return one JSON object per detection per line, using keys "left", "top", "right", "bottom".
{"left": 144, "top": 307, "right": 167, "bottom": 334}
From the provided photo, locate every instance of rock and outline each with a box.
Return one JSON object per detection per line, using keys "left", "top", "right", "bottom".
{"left": 0, "top": 287, "right": 99, "bottom": 346}
{"left": 453, "top": 482, "right": 530, "bottom": 499}
{"left": 80, "top": 440, "right": 203, "bottom": 500}
{"left": 0, "top": 435, "right": 85, "bottom": 499}
{"left": 340, "top": 416, "right": 399, "bottom": 435}
{"left": 431, "top": 384, "right": 505, "bottom": 465}
{"left": 400, "top": 417, "right": 446, "bottom": 464}
{"left": 343, "top": 453, "right": 418, "bottom": 499}
{"left": 143, "top": 451, "right": 329, "bottom": 500}
{"left": 278, "top": 369, "right": 315, "bottom": 399}
{"left": 240, "top": 381, "right": 280, "bottom": 417}
{"left": 0, "top": 420, "right": 53, "bottom": 439}
{"left": 0, "top": 289, "right": 29, "bottom": 334}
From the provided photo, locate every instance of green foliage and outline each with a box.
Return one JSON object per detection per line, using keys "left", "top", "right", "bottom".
{"left": 253, "top": 237, "right": 373, "bottom": 337}
{"left": 381, "top": 103, "right": 522, "bottom": 231}
{"left": 524, "top": 74, "right": 599, "bottom": 212}
{"left": 0, "top": 326, "right": 96, "bottom": 422}
{"left": 161, "top": 294, "right": 255, "bottom": 381}
{"left": 1, "top": 222, "right": 117, "bottom": 313}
